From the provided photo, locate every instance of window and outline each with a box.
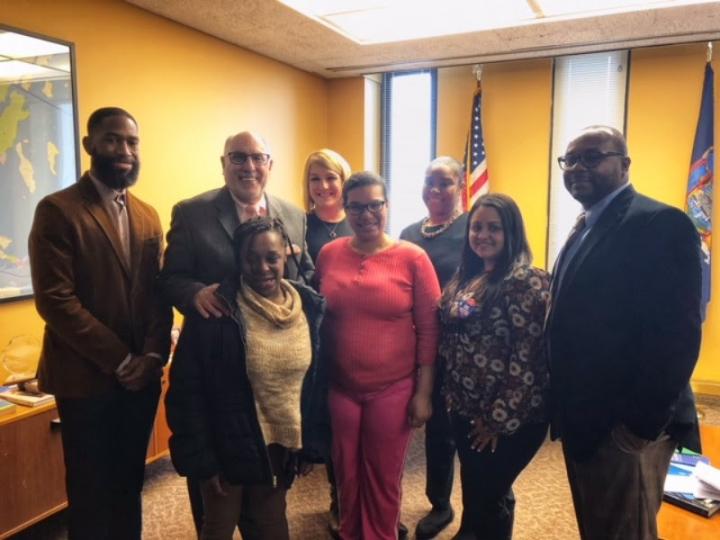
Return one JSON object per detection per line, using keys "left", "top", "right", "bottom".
{"left": 382, "top": 70, "right": 437, "bottom": 236}
{"left": 547, "top": 50, "right": 629, "bottom": 268}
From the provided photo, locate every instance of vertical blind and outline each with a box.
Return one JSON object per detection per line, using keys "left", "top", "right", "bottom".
{"left": 547, "top": 50, "right": 629, "bottom": 268}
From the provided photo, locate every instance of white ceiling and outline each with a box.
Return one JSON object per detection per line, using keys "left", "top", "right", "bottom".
{"left": 124, "top": 0, "right": 720, "bottom": 78}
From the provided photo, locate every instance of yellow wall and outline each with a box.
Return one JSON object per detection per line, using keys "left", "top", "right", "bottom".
{"left": 482, "top": 60, "right": 554, "bottom": 270}
{"left": 436, "top": 65, "right": 478, "bottom": 158}
{"left": 628, "top": 43, "right": 720, "bottom": 392}
{"left": 327, "top": 77, "right": 366, "bottom": 173}
{"left": 1, "top": 0, "right": 329, "bottom": 380}
{"left": 437, "top": 60, "right": 553, "bottom": 269}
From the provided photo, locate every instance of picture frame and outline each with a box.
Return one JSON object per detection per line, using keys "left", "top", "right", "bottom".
{"left": 0, "top": 25, "right": 80, "bottom": 303}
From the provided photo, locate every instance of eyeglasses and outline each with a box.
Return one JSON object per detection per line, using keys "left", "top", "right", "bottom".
{"left": 557, "top": 150, "right": 625, "bottom": 171}
{"left": 345, "top": 200, "right": 386, "bottom": 216}
{"left": 225, "top": 152, "right": 271, "bottom": 166}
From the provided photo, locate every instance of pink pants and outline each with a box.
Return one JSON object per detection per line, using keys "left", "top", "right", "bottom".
{"left": 329, "top": 376, "right": 414, "bottom": 540}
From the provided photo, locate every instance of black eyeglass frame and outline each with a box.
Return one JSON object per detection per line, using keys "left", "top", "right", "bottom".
{"left": 557, "top": 150, "right": 625, "bottom": 171}
{"left": 344, "top": 200, "right": 387, "bottom": 216}
{"left": 225, "top": 152, "right": 271, "bottom": 166}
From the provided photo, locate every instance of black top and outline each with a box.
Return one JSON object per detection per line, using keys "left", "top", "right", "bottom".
{"left": 400, "top": 213, "right": 468, "bottom": 289}
{"left": 306, "top": 211, "right": 353, "bottom": 263}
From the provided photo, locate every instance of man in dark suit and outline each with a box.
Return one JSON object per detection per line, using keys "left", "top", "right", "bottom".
{"left": 28, "top": 107, "right": 172, "bottom": 540}
{"left": 545, "top": 125, "right": 702, "bottom": 540}
{"left": 159, "top": 130, "right": 313, "bottom": 532}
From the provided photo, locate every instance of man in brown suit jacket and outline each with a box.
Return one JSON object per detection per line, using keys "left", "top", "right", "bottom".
{"left": 28, "top": 107, "right": 172, "bottom": 540}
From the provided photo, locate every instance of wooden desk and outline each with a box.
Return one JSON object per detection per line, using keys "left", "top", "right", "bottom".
{"left": 658, "top": 424, "right": 720, "bottom": 540}
{"left": 0, "top": 402, "right": 66, "bottom": 539}
{"left": 0, "top": 369, "right": 170, "bottom": 539}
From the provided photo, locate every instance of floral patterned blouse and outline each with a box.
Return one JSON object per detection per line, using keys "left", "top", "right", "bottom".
{"left": 440, "top": 265, "right": 550, "bottom": 435}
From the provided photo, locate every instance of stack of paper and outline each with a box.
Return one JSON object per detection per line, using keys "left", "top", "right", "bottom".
{"left": 663, "top": 450, "right": 720, "bottom": 518}
{"left": 694, "top": 462, "right": 720, "bottom": 500}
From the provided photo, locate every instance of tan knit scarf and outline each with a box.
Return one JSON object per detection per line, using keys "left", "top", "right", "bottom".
{"left": 238, "top": 278, "right": 303, "bottom": 327}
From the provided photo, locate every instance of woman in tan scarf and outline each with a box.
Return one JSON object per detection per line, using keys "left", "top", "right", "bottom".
{"left": 167, "top": 217, "right": 328, "bottom": 540}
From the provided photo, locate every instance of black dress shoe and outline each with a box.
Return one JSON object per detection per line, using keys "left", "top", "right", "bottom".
{"left": 415, "top": 507, "right": 455, "bottom": 539}
{"left": 398, "top": 521, "right": 409, "bottom": 539}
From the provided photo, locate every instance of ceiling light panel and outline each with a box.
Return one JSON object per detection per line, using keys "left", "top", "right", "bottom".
{"left": 279, "top": 0, "right": 720, "bottom": 44}
{"left": 280, "top": 0, "right": 535, "bottom": 43}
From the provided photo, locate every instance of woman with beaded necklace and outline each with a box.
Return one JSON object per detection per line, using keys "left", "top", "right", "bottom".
{"left": 304, "top": 149, "right": 354, "bottom": 263}
{"left": 400, "top": 156, "right": 470, "bottom": 539}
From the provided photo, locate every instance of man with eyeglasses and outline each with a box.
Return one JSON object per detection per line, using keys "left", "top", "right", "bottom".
{"left": 545, "top": 125, "right": 702, "bottom": 540}
{"left": 159, "top": 131, "right": 313, "bottom": 533}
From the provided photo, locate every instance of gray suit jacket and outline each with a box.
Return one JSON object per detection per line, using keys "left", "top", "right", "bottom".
{"left": 159, "top": 186, "right": 313, "bottom": 315}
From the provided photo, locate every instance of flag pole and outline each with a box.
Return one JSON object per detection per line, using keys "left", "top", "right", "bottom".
{"left": 463, "top": 64, "right": 489, "bottom": 210}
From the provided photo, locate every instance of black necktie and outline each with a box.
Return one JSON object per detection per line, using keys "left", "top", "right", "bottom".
{"left": 550, "top": 213, "right": 587, "bottom": 296}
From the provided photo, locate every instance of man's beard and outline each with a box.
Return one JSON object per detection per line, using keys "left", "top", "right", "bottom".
{"left": 91, "top": 154, "right": 140, "bottom": 190}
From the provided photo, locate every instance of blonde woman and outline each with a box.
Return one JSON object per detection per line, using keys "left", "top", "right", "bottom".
{"left": 304, "top": 149, "right": 353, "bottom": 263}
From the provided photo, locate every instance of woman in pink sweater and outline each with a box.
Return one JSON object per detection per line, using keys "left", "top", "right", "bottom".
{"left": 316, "top": 171, "right": 441, "bottom": 540}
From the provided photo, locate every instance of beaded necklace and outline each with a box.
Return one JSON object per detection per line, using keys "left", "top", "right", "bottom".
{"left": 420, "top": 209, "right": 462, "bottom": 239}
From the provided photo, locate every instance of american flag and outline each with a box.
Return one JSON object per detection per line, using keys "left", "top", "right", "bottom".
{"left": 463, "top": 85, "right": 490, "bottom": 209}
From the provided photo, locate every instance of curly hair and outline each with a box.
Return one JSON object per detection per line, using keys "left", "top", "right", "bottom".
{"left": 232, "top": 217, "right": 290, "bottom": 272}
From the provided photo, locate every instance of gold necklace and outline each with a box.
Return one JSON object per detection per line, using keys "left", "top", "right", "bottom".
{"left": 420, "top": 210, "right": 462, "bottom": 239}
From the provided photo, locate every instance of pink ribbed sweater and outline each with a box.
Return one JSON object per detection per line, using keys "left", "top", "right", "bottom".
{"left": 316, "top": 238, "right": 441, "bottom": 393}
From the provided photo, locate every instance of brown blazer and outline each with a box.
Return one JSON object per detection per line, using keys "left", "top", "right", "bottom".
{"left": 28, "top": 174, "right": 172, "bottom": 398}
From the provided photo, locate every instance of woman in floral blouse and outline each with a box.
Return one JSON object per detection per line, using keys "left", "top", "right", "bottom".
{"left": 439, "top": 193, "right": 549, "bottom": 540}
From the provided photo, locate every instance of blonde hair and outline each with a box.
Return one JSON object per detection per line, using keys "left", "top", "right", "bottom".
{"left": 302, "top": 149, "right": 352, "bottom": 211}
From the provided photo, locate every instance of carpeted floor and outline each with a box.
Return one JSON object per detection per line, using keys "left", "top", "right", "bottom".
{"left": 12, "top": 395, "right": 720, "bottom": 539}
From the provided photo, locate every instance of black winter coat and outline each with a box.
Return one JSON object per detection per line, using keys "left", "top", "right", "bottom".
{"left": 166, "top": 279, "right": 328, "bottom": 485}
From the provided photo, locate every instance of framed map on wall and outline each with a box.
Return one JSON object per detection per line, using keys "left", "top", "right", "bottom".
{"left": 0, "top": 26, "right": 79, "bottom": 302}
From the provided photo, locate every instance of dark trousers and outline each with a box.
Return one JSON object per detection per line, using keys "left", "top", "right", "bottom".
{"left": 563, "top": 430, "right": 676, "bottom": 540}
{"left": 424, "top": 378, "right": 456, "bottom": 510}
{"left": 56, "top": 382, "right": 160, "bottom": 540}
{"left": 188, "top": 477, "right": 205, "bottom": 534}
{"left": 451, "top": 414, "right": 547, "bottom": 540}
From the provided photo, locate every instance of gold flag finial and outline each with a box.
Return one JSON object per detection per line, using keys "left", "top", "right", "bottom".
{"left": 707, "top": 42, "right": 713, "bottom": 63}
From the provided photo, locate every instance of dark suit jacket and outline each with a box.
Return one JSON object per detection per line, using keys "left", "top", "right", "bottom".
{"left": 546, "top": 186, "right": 702, "bottom": 461}
{"left": 159, "top": 186, "right": 314, "bottom": 315}
{"left": 28, "top": 174, "right": 172, "bottom": 398}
